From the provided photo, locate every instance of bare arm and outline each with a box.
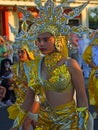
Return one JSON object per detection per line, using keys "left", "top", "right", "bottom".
{"left": 68, "top": 58, "right": 88, "bottom": 108}
{"left": 0, "top": 52, "right": 8, "bottom": 57}
{"left": 0, "top": 86, "right": 6, "bottom": 98}
{"left": 21, "top": 87, "right": 36, "bottom": 112}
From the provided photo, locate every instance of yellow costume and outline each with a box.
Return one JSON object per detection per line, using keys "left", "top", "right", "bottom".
{"left": 83, "top": 33, "right": 98, "bottom": 108}
{"left": 7, "top": 60, "right": 34, "bottom": 119}
{"left": 36, "top": 56, "right": 78, "bottom": 130}
{"left": 10, "top": 0, "right": 90, "bottom": 129}
{"left": 12, "top": 53, "right": 89, "bottom": 129}
{"left": 28, "top": 52, "right": 89, "bottom": 130}
{"left": 36, "top": 100, "right": 78, "bottom": 130}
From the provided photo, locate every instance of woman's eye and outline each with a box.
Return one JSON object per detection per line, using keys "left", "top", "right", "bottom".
{"left": 37, "top": 38, "right": 40, "bottom": 42}
{"left": 43, "top": 38, "right": 48, "bottom": 42}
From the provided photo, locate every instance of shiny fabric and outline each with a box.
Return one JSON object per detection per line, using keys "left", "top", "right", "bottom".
{"left": 88, "top": 68, "right": 98, "bottom": 106}
{"left": 35, "top": 100, "right": 78, "bottom": 130}
{"left": 77, "top": 107, "right": 89, "bottom": 129}
{"left": 7, "top": 103, "right": 20, "bottom": 119}
{"left": 11, "top": 106, "right": 28, "bottom": 128}
{"left": 41, "top": 64, "right": 73, "bottom": 92}
{"left": 29, "top": 56, "right": 73, "bottom": 93}
{"left": 28, "top": 55, "right": 90, "bottom": 130}
{"left": 7, "top": 60, "right": 34, "bottom": 119}
{"left": 83, "top": 45, "right": 98, "bottom": 106}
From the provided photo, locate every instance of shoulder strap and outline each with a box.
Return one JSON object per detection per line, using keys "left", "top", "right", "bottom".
{"left": 51, "top": 57, "right": 68, "bottom": 72}
{"left": 65, "top": 57, "right": 71, "bottom": 67}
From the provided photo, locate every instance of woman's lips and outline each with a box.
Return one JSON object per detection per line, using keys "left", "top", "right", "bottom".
{"left": 39, "top": 48, "right": 46, "bottom": 51}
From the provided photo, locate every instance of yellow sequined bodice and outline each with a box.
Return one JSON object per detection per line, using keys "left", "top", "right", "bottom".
{"left": 39, "top": 63, "right": 73, "bottom": 92}
{"left": 29, "top": 55, "right": 73, "bottom": 93}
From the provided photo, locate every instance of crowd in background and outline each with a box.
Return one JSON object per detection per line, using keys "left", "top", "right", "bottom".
{"left": 0, "top": 35, "right": 17, "bottom": 107}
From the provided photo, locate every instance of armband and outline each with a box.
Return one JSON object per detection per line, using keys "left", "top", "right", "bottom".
{"left": 77, "top": 107, "right": 89, "bottom": 130}
{"left": 28, "top": 112, "right": 38, "bottom": 122}
{"left": 12, "top": 106, "right": 28, "bottom": 129}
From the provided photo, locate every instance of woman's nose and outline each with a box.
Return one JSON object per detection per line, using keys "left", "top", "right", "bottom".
{"left": 18, "top": 53, "right": 22, "bottom": 57}
{"left": 39, "top": 40, "right": 44, "bottom": 46}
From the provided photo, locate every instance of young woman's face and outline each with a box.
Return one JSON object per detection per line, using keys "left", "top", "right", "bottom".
{"left": 18, "top": 49, "right": 28, "bottom": 62}
{"left": 36, "top": 32, "right": 55, "bottom": 54}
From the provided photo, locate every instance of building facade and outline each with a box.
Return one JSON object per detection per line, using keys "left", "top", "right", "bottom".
{"left": 0, "top": 0, "right": 98, "bottom": 41}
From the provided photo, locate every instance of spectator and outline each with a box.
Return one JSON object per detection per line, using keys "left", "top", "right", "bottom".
{"left": 3, "top": 36, "right": 13, "bottom": 63}
{"left": 0, "top": 85, "right": 6, "bottom": 107}
{"left": 70, "top": 33, "right": 91, "bottom": 78}
{"left": 68, "top": 33, "right": 79, "bottom": 61}
{"left": 0, "top": 58, "right": 16, "bottom": 105}
{"left": 0, "top": 35, "right": 8, "bottom": 68}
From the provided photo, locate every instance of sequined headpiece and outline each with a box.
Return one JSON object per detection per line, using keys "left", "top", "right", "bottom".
{"left": 9, "top": 21, "right": 38, "bottom": 51}
{"left": 18, "top": 0, "right": 90, "bottom": 37}
{"left": 9, "top": 21, "right": 35, "bottom": 60}
{"left": 10, "top": 0, "right": 91, "bottom": 55}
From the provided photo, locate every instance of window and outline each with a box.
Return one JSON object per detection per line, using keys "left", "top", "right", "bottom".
{"left": 68, "top": 19, "right": 80, "bottom": 27}
{"left": 88, "top": 7, "right": 98, "bottom": 29}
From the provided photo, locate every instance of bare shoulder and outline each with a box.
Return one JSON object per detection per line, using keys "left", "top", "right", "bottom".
{"left": 67, "top": 57, "right": 81, "bottom": 71}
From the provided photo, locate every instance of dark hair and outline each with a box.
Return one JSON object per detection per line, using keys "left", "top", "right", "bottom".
{"left": 0, "top": 58, "right": 12, "bottom": 76}
{"left": 1, "top": 58, "right": 12, "bottom": 66}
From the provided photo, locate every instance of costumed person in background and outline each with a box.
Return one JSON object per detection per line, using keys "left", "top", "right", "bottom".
{"left": 83, "top": 30, "right": 98, "bottom": 119}
{"left": 7, "top": 44, "right": 40, "bottom": 130}
{"left": 77, "top": 34, "right": 91, "bottom": 78}
{"left": 10, "top": 0, "right": 93, "bottom": 130}
{"left": 7, "top": 21, "right": 40, "bottom": 130}
{"left": 0, "top": 35, "right": 8, "bottom": 68}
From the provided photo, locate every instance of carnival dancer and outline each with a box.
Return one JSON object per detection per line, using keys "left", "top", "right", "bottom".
{"left": 7, "top": 21, "right": 40, "bottom": 130}
{"left": 10, "top": 0, "right": 92, "bottom": 130}
{"left": 83, "top": 30, "right": 98, "bottom": 119}
{"left": 7, "top": 44, "right": 40, "bottom": 130}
